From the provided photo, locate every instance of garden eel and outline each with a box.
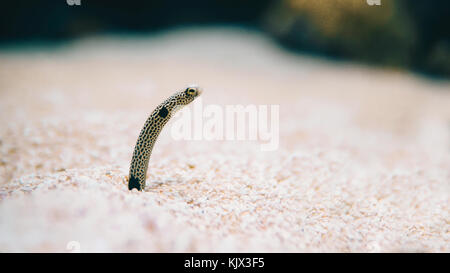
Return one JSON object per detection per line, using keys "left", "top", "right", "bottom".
{"left": 128, "top": 85, "right": 202, "bottom": 191}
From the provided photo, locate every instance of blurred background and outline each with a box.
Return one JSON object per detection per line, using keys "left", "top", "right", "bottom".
{"left": 1, "top": 0, "right": 449, "bottom": 77}
{"left": 1, "top": 0, "right": 450, "bottom": 253}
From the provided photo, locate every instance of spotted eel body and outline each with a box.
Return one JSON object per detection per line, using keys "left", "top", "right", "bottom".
{"left": 128, "top": 85, "right": 202, "bottom": 191}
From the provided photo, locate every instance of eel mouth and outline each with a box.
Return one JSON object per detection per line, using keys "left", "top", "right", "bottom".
{"left": 196, "top": 87, "right": 203, "bottom": 96}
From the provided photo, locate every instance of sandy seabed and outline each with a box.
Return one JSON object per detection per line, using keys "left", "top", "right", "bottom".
{"left": 0, "top": 28, "right": 449, "bottom": 252}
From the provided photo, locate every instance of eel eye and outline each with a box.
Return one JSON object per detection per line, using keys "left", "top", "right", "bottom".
{"left": 185, "top": 88, "right": 196, "bottom": 96}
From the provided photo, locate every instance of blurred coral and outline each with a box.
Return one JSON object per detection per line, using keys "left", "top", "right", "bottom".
{"left": 262, "top": 0, "right": 449, "bottom": 76}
